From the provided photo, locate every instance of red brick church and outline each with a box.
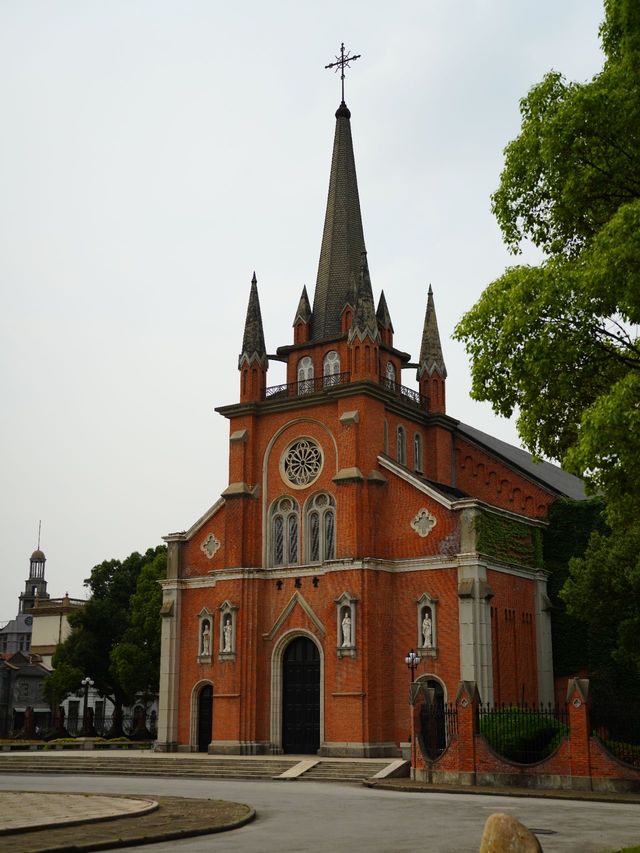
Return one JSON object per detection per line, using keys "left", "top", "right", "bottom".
{"left": 156, "top": 93, "right": 585, "bottom": 756}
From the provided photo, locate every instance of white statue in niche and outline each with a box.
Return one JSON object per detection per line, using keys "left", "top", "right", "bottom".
{"left": 223, "top": 617, "right": 233, "bottom": 653}
{"left": 422, "top": 608, "right": 433, "bottom": 648}
{"left": 201, "top": 620, "right": 211, "bottom": 656}
{"left": 341, "top": 608, "right": 352, "bottom": 647}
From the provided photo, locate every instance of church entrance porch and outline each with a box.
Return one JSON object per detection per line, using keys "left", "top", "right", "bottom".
{"left": 197, "top": 685, "right": 212, "bottom": 753}
{"left": 282, "top": 636, "right": 320, "bottom": 754}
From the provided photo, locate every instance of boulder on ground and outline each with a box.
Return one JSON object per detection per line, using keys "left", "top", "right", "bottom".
{"left": 479, "top": 813, "right": 542, "bottom": 852}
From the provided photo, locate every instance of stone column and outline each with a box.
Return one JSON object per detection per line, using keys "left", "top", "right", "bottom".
{"left": 156, "top": 539, "right": 182, "bottom": 751}
{"left": 567, "top": 678, "right": 592, "bottom": 789}
{"left": 534, "top": 570, "right": 554, "bottom": 704}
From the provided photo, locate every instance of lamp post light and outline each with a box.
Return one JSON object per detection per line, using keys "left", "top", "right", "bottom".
{"left": 404, "top": 649, "right": 421, "bottom": 773}
{"left": 81, "top": 676, "right": 94, "bottom": 737}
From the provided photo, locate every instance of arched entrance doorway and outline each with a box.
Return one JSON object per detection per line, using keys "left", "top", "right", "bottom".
{"left": 282, "top": 636, "right": 320, "bottom": 754}
{"left": 197, "top": 685, "right": 213, "bottom": 753}
{"left": 419, "top": 678, "right": 447, "bottom": 760}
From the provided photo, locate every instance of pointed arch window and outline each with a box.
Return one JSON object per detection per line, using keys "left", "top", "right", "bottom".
{"left": 414, "top": 432, "right": 423, "bottom": 472}
{"left": 270, "top": 496, "right": 299, "bottom": 566}
{"left": 306, "top": 492, "right": 336, "bottom": 563}
{"left": 297, "top": 356, "right": 314, "bottom": 395}
{"left": 323, "top": 350, "right": 340, "bottom": 386}
{"left": 397, "top": 425, "right": 406, "bottom": 465}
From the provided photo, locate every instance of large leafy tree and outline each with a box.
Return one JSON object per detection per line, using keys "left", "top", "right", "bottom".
{"left": 48, "top": 545, "right": 166, "bottom": 728}
{"left": 454, "top": 0, "right": 640, "bottom": 672}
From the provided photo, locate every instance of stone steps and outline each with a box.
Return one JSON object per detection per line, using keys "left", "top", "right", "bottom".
{"left": 0, "top": 753, "right": 401, "bottom": 783}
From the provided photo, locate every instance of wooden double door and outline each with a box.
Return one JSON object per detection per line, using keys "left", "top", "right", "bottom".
{"left": 282, "top": 637, "right": 320, "bottom": 754}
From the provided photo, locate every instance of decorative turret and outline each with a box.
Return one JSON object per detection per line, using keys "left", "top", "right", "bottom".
{"left": 311, "top": 101, "right": 367, "bottom": 341}
{"left": 292, "top": 285, "right": 312, "bottom": 344}
{"left": 417, "top": 285, "right": 447, "bottom": 413}
{"left": 376, "top": 290, "right": 394, "bottom": 347}
{"left": 348, "top": 252, "right": 380, "bottom": 381}
{"left": 20, "top": 542, "right": 49, "bottom": 613}
{"left": 238, "top": 272, "right": 268, "bottom": 403}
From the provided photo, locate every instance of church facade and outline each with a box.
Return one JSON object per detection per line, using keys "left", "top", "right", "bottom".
{"left": 156, "top": 98, "right": 585, "bottom": 756}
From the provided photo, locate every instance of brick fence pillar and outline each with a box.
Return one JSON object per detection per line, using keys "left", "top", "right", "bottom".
{"left": 456, "top": 680, "right": 480, "bottom": 784}
{"left": 567, "top": 677, "right": 592, "bottom": 789}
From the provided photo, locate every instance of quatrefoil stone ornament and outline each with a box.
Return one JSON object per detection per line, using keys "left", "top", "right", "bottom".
{"left": 411, "top": 508, "right": 437, "bottom": 538}
{"left": 201, "top": 533, "right": 221, "bottom": 559}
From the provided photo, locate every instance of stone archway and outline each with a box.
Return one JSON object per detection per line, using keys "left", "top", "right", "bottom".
{"left": 191, "top": 681, "right": 213, "bottom": 753}
{"left": 270, "top": 630, "right": 324, "bottom": 754}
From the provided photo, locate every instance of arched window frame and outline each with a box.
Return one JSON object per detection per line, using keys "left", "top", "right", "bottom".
{"left": 305, "top": 492, "right": 337, "bottom": 564}
{"left": 385, "top": 361, "right": 396, "bottom": 385}
{"left": 335, "top": 591, "right": 358, "bottom": 658}
{"left": 323, "top": 350, "right": 341, "bottom": 386}
{"left": 270, "top": 496, "right": 300, "bottom": 567}
{"left": 414, "top": 432, "right": 423, "bottom": 473}
{"left": 397, "top": 424, "right": 406, "bottom": 465}
{"left": 297, "top": 356, "right": 314, "bottom": 395}
{"left": 197, "top": 607, "right": 213, "bottom": 662}
{"left": 416, "top": 592, "right": 438, "bottom": 656}
{"left": 218, "top": 599, "right": 239, "bottom": 661}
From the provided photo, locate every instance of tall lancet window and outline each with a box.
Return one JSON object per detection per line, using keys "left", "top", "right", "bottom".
{"left": 270, "top": 497, "right": 299, "bottom": 566}
{"left": 414, "top": 432, "right": 423, "bottom": 472}
{"left": 297, "top": 356, "right": 314, "bottom": 394}
{"left": 323, "top": 350, "right": 340, "bottom": 386}
{"left": 397, "top": 425, "right": 406, "bottom": 465}
{"left": 306, "top": 492, "right": 336, "bottom": 563}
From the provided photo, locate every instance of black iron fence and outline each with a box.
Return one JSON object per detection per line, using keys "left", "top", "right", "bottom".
{"left": 477, "top": 703, "right": 569, "bottom": 765}
{"left": 418, "top": 702, "right": 458, "bottom": 761}
{"left": 591, "top": 699, "right": 640, "bottom": 768}
{"left": 65, "top": 713, "right": 157, "bottom": 740}
{"left": 265, "top": 372, "right": 350, "bottom": 400}
{"left": 379, "top": 376, "right": 428, "bottom": 409}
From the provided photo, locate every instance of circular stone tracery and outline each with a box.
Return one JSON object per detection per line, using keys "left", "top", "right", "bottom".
{"left": 281, "top": 438, "right": 323, "bottom": 488}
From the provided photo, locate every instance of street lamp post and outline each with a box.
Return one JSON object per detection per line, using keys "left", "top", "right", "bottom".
{"left": 405, "top": 649, "right": 421, "bottom": 774}
{"left": 81, "top": 676, "right": 94, "bottom": 737}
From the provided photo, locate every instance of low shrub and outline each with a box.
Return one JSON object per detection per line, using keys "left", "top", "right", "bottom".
{"left": 479, "top": 707, "right": 568, "bottom": 764}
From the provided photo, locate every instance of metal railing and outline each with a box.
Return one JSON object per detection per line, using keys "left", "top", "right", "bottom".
{"left": 419, "top": 701, "right": 458, "bottom": 760}
{"left": 477, "top": 702, "right": 569, "bottom": 764}
{"left": 591, "top": 700, "right": 640, "bottom": 768}
{"left": 379, "top": 376, "right": 428, "bottom": 409}
{"left": 265, "top": 371, "right": 350, "bottom": 399}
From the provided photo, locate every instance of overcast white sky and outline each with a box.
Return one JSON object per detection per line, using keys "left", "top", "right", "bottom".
{"left": 0, "top": 1, "right": 605, "bottom": 619}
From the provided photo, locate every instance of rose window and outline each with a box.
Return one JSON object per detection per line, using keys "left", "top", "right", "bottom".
{"left": 282, "top": 439, "right": 323, "bottom": 488}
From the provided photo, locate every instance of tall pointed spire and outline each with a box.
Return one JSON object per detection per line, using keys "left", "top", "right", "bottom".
{"left": 418, "top": 286, "right": 447, "bottom": 378}
{"left": 238, "top": 272, "right": 267, "bottom": 369}
{"left": 418, "top": 285, "right": 447, "bottom": 414}
{"left": 376, "top": 290, "right": 393, "bottom": 331}
{"left": 292, "top": 285, "right": 312, "bottom": 326}
{"left": 348, "top": 251, "right": 379, "bottom": 343}
{"left": 311, "top": 102, "right": 366, "bottom": 341}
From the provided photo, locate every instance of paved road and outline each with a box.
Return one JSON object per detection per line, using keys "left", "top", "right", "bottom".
{"left": 0, "top": 774, "right": 638, "bottom": 852}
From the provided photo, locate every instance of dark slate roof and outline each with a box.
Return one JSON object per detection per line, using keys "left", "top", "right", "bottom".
{"left": 311, "top": 101, "right": 366, "bottom": 341}
{"left": 457, "top": 422, "right": 588, "bottom": 500}
{"left": 293, "top": 285, "right": 312, "bottom": 325}
{"left": 418, "top": 285, "right": 446, "bottom": 378}
{"left": 349, "top": 252, "right": 379, "bottom": 342}
{"left": 238, "top": 272, "right": 268, "bottom": 369}
{"left": 376, "top": 290, "right": 394, "bottom": 332}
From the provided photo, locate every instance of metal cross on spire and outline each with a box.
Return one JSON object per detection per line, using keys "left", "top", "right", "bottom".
{"left": 325, "top": 43, "right": 361, "bottom": 103}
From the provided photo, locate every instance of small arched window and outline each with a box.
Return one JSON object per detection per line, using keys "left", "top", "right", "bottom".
{"left": 397, "top": 425, "right": 406, "bottom": 465}
{"left": 306, "top": 492, "right": 336, "bottom": 563}
{"left": 414, "top": 432, "right": 423, "bottom": 472}
{"left": 323, "top": 350, "right": 340, "bottom": 386}
{"left": 297, "top": 356, "right": 314, "bottom": 395}
{"left": 271, "top": 496, "right": 299, "bottom": 566}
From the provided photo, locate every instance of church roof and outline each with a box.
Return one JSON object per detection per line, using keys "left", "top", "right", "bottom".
{"left": 311, "top": 102, "right": 367, "bottom": 341}
{"left": 238, "top": 272, "right": 268, "bottom": 369}
{"left": 457, "top": 422, "right": 588, "bottom": 500}
{"left": 30, "top": 549, "right": 45, "bottom": 561}
{"left": 418, "top": 285, "right": 447, "bottom": 378}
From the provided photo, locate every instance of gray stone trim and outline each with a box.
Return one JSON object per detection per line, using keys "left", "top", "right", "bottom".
{"left": 230, "top": 429, "right": 248, "bottom": 443}
{"left": 221, "top": 482, "right": 257, "bottom": 498}
{"left": 339, "top": 410, "right": 359, "bottom": 425}
{"left": 535, "top": 570, "right": 554, "bottom": 704}
{"left": 262, "top": 591, "right": 326, "bottom": 641}
{"left": 457, "top": 563, "right": 494, "bottom": 705}
{"left": 332, "top": 467, "right": 365, "bottom": 483}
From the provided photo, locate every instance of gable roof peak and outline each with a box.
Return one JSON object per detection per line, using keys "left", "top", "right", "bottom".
{"left": 293, "top": 285, "right": 312, "bottom": 326}
{"left": 348, "top": 251, "right": 380, "bottom": 343}
{"left": 376, "top": 289, "right": 394, "bottom": 331}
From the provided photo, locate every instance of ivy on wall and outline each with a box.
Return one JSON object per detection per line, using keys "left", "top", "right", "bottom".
{"left": 475, "top": 512, "right": 543, "bottom": 568}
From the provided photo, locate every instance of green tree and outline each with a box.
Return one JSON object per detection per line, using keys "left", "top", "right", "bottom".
{"left": 49, "top": 545, "right": 166, "bottom": 733}
{"left": 454, "top": 0, "right": 640, "bottom": 672}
